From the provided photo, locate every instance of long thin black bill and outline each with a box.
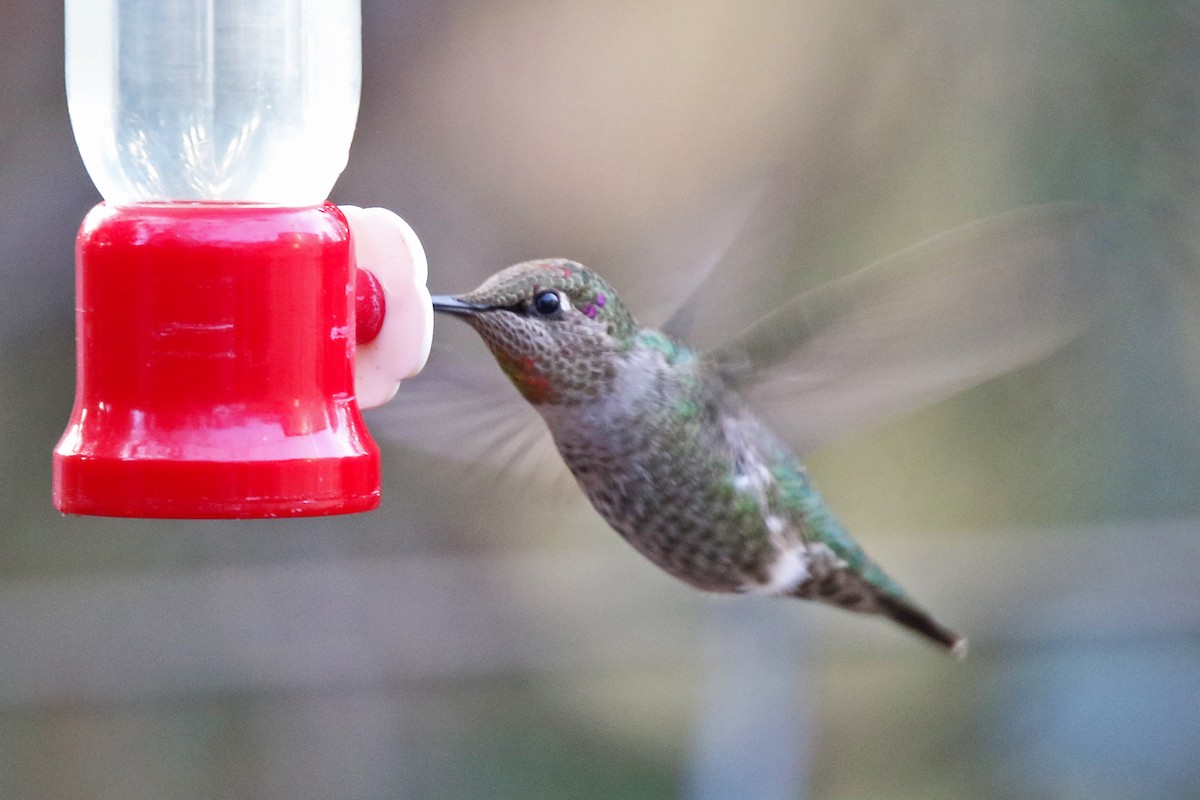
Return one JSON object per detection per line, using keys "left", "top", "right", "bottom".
{"left": 430, "top": 295, "right": 486, "bottom": 316}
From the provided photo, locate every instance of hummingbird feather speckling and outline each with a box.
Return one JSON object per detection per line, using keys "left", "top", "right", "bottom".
{"left": 421, "top": 203, "right": 1105, "bottom": 656}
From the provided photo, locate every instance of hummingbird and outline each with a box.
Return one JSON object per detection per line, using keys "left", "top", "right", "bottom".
{"left": 424, "top": 204, "right": 1102, "bottom": 656}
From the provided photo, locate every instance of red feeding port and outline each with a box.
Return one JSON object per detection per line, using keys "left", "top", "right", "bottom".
{"left": 354, "top": 266, "right": 387, "bottom": 345}
{"left": 53, "top": 202, "right": 381, "bottom": 518}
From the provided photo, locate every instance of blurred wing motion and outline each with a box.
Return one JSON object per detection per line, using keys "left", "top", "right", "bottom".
{"left": 704, "top": 203, "right": 1109, "bottom": 451}
{"left": 633, "top": 177, "right": 772, "bottom": 329}
{"left": 380, "top": 201, "right": 1107, "bottom": 479}
{"left": 369, "top": 333, "right": 567, "bottom": 486}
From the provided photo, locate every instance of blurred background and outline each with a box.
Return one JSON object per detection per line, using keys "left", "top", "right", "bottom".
{"left": 3, "top": 1, "right": 1199, "bottom": 799}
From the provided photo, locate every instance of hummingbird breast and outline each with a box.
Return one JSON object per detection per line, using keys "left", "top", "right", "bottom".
{"left": 538, "top": 338, "right": 796, "bottom": 592}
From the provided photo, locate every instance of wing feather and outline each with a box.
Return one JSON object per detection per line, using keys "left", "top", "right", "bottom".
{"left": 707, "top": 203, "right": 1110, "bottom": 450}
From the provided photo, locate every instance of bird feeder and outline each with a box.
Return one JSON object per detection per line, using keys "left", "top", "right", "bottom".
{"left": 54, "top": 0, "right": 430, "bottom": 518}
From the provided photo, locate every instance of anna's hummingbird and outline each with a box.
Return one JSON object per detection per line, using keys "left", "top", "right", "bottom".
{"left": 425, "top": 204, "right": 1102, "bottom": 656}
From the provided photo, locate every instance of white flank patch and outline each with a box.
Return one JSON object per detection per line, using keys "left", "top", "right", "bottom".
{"left": 808, "top": 541, "right": 847, "bottom": 570}
{"left": 752, "top": 546, "right": 810, "bottom": 595}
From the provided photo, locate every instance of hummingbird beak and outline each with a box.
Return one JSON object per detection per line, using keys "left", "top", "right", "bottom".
{"left": 430, "top": 295, "right": 487, "bottom": 317}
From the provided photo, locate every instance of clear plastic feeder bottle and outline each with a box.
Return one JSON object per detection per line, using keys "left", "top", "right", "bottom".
{"left": 54, "top": 0, "right": 385, "bottom": 518}
{"left": 66, "top": 0, "right": 360, "bottom": 205}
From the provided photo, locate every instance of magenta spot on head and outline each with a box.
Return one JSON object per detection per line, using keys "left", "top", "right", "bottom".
{"left": 584, "top": 304, "right": 598, "bottom": 319}
{"left": 595, "top": 292, "right": 606, "bottom": 307}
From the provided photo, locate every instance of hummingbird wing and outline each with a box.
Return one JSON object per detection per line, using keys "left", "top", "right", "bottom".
{"left": 631, "top": 177, "right": 771, "bottom": 329}
{"left": 369, "top": 330, "right": 571, "bottom": 490}
{"left": 700, "top": 203, "right": 1110, "bottom": 451}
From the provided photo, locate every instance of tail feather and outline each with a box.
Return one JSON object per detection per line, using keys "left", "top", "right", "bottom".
{"left": 875, "top": 593, "right": 968, "bottom": 659}
{"left": 792, "top": 572, "right": 968, "bottom": 658}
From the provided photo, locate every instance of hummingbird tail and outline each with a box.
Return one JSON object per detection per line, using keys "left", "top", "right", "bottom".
{"left": 790, "top": 557, "right": 968, "bottom": 658}
{"left": 874, "top": 593, "right": 968, "bottom": 659}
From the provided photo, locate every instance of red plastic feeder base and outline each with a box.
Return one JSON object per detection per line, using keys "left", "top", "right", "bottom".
{"left": 53, "top": 202, "right": 381, "bottom": 518}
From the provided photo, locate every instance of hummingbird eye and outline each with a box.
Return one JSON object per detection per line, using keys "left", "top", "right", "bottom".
{"left": 531, "top": 289, "right": 565, "bottom": 317}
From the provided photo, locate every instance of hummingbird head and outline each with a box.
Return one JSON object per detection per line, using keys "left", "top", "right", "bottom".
{"left": 432, "top": 259, "right": 638, "bottom": 405}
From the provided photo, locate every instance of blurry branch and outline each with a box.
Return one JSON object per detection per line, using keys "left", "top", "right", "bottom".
{"left": 0, "top": 518, "right": 1196, "bottom": 708}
